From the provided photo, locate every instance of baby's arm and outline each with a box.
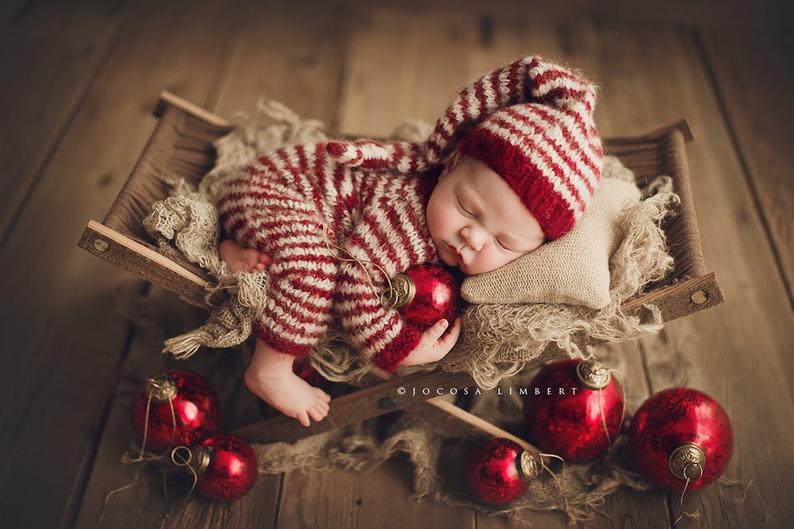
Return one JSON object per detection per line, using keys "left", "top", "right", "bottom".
{"left": 325, "top": 139, "right": 422, "bottom": 174}
{"left": 399, "top": 317, "right": 463, "bottom": 367}
{"left": 336, "top": 259, "right": 462, "bottom": 372}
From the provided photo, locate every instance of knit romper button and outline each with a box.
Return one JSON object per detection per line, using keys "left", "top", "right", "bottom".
{"left": 93, "top": 239, "right": 109, "bottom": 252}
{"left": 689, "top": 290, "right": 708, "bottom": 305}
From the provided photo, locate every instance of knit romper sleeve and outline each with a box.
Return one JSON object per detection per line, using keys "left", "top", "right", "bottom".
{"left": 215, "top": 143, "right": 352, "bottom": 357}
{"left": 332, "top": 168, "right": 440, "bottom": 373}
{"left": 335, "top": 256, "right": 424, "bottom": 374}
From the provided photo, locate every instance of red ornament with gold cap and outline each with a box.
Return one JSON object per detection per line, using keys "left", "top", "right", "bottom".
{"left": 628, "top": 387, "right": 733, "bottom": 491}
{"left": 381, "top": 263, "right": 462, "bottom": 329}
{"left": 523, "top": 358, "right": 624, "bottom": 462}
{"left": 172, "top": 433, "right": 258, "bottom": 502}
{"left": 466, "top": 437, "right": 543, "bottom": 505}
{"left": 130, "top": 369, "right": 221, "bottom": 453}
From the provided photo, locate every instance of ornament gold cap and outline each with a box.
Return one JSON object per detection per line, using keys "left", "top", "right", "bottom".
{"left": 516, "top": 450, "right": 542, "bottom": 481}
{"left": 381, "top": 273, "right": 416, "bottom": 309}
{"left": 145, "top": 375, "right": 178, "bottom": 401}
{"left": 668, "top": 443, "right": 706, "bottom": 481}
{"left": 576, "top": 359, "right": 611, "bottom": 390}
{"left": 190, "top": 445, "right": 213, "bottom": 476}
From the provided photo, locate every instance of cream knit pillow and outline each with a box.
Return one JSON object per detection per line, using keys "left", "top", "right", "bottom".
{"left": 460, "top": 162, "right": 641, "bottom": 309}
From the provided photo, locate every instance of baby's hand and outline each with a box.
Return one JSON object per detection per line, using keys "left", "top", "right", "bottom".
{"left": 399, "top": 317, "right": 462, "bottom": 367}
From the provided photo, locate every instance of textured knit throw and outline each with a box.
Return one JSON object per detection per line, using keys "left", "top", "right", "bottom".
{"left": 460, "top": 176, "right": 641, "bottom": 309}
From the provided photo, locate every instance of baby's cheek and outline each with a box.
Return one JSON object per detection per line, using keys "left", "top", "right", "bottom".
{"left": 424, "top": 205, "right": 445, "bottom": 239}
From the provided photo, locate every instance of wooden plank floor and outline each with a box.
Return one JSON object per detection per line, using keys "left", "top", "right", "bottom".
{"left": 1, "top": 1, "right": 792, "bottom": 528}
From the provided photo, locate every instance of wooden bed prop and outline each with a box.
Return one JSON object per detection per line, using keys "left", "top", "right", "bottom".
{"left": 78, "top": 91, "right": 724, "bottom": 449}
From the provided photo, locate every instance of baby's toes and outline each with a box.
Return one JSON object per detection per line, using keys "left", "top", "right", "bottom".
{"left": 242, "top": 249, "right": 260, "bottom": 269}
{"left": 296, "top": 410, "right": 310, "bottom": 428}
{"left": 308, "top": 405, "right": 325, "bottom": 422}
{"left": 257, "top": 252, "right": 272, "bottom": 265}
{"left": 315, "top": 399, "right": 329, "bottom": 414}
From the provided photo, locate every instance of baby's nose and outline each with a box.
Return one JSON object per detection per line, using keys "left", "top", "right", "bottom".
{"left": 462, "top": 227, "right": 486, "bottom": 251}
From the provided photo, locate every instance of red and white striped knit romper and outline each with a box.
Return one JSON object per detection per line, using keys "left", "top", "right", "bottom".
{"left": 215, "top": 54, "right": 600, "bottom": 372}
{"left": 216, "top": 142, "right": 441, "bottom": 372}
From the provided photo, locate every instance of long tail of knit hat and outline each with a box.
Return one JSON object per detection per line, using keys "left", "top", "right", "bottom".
{"left": 326, "top": 54, "right": 604, "bottom": 239}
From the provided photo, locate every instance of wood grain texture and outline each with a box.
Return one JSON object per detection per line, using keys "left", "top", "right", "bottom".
{"left": 0, "top": 1, "right": 240, "bottom": 527}
{"left": 264, "top": 7, "right": 479, "bottom": 529}
{"left": 701, "top": 26, "right": 794, "bottom": 305}
{"left": 72, "top": 285, "right": 281, "bottom": 529}
{"left": 1, "top": 2, "right": 789, "bottom": 528}
{"left": 0, "top": 0, "right": 127, "bottom": 242}
{"left": 74, "top": 1, "right": 351, "bottom": 528}
{"left": 562, "top": 22, "right": 794, "bottom": 528}
{"left": 233, "top": 370, "right": 474, "bottom": 444}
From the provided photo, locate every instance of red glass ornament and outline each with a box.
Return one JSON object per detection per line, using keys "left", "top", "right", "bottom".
{"left": 131, "top": 370, "right": 221, "bottom": 453}
{"left": 190, "top": 434, "right": 258, "bottom": 501}
{"left": 523, "top": 359, "right": 624, "bottom": 462}
{"left": 628, "top": 387, "right": 733, "bottom": 491}
{"left": 383, "top": 263, "right": 461, "bottom": 329}
{"left": 466, "top": 437, "right": 542, "bottom": 505}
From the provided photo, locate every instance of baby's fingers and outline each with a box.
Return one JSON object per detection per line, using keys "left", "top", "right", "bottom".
{"left": 438, "top": 317, "right": 462, "bottom": 351}
{"left": 423, "top": 319, "right": 450, "bottom": 343}
{"left": 441, "top": 317, "right": 462, "bottom": 342}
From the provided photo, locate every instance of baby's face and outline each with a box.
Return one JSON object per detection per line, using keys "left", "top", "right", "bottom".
{"left": 426, "top": 152, "right": 545, "bottom": 275}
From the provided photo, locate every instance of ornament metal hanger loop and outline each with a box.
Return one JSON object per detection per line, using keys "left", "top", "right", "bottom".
{"left": 576, "top": 359, "right": 611, "bottom": 390}
{"left": 668, "top": 443, "right": 706, "bottom": 481}
{"left": 381, "top": 272, "right": 415, "bottom": 309}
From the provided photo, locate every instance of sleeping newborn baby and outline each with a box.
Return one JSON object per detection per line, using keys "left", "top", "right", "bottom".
{"left": 215, "top": 55, "right": 603, "bottom": 427}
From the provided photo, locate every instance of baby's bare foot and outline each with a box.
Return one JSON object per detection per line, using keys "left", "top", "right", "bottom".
{"left": 244, "top": 369, "right": 331, "bottom": 427}
{"left": 219, "top": 239, "right": 271, "bottom": 273}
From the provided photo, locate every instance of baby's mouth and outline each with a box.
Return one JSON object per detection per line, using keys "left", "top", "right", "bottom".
{"left": 446, "top": 242, "right": 463, "bottom": 261}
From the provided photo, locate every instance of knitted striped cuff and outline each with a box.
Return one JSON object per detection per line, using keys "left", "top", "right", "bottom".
{"left": 253, "top": 322, "right": 312, "bottom": 357}
{"left": 370, "top": 324, "right": 423, "bottom": 373}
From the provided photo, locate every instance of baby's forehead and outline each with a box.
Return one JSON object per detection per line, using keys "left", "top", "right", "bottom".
{"left": 455, "top": 158, "right": 507, "bottom": 200}
{"left": 453, "top": 157, "right": 543, "bottom": 244}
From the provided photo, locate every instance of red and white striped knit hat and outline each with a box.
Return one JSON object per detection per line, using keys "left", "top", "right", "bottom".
{"left": 326, "top": 55, "right": 604, "bottom": 240}
{"left": 456, "top": 67, "right": 603, "bottom": 240}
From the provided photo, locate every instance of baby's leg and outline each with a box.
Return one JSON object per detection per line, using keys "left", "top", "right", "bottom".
{"left": 219, "top": 239, "right": 271, "bottom": 273}
{"left": 244, "top": 337, "right": 331, "bottom": 427}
